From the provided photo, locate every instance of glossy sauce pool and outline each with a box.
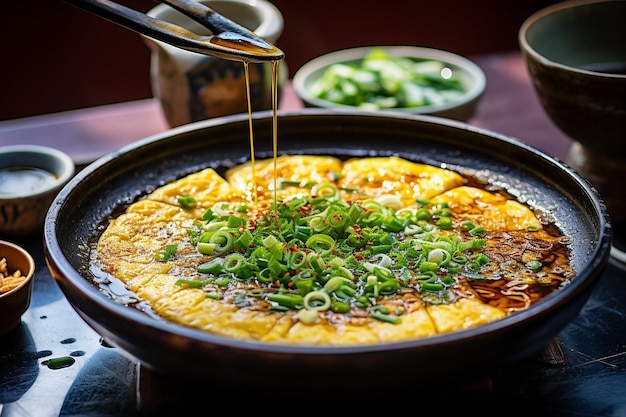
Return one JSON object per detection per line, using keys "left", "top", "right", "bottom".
{"left": 0, "top": 167, "right": 58, "bottom": 196}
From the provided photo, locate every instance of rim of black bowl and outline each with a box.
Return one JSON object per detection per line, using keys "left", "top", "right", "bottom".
{"left": 519, "top": 0, "right": 626, "bottom": 78}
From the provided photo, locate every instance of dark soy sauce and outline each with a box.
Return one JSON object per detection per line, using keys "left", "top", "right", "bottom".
{"left": 242, "top": 57, "right": 282, "bottom": 217}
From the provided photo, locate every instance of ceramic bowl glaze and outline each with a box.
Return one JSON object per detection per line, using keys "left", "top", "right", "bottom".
{"left": 0, "top": 145, "right": 75, "bottom": 237}
{"left": 519, "top": 0, "right": 626, "bottom": 259}
{"left": 0, "top": 240, "right": 35, "bottom": 335}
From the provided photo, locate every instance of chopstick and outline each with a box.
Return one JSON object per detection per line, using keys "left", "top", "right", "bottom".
{"left": 61, "top": 0, "right": 284, "bottom": 63}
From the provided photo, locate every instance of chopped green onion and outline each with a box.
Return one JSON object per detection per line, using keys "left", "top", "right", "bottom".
{"left": 177, "top": 196, "right": 196, "bottom": 208}
{"left": 303, "top": 291, "right": 331, "bottom": 311}
{"left": 526, "top": 260, "right": 543, "bottom": 271}
{"left": 268, "top": 293, "right": 304, "bottom": 308}
{"left": 155, "top": 244, "right": 177, "bottom": 261}
{"left": 370, "top": 311, "right": 402, "bottom": 324}
{"left": 177, "top": 171, "right": 549, "bottom": 326}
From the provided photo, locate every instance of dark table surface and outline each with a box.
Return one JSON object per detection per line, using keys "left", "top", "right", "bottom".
{"left": 1, "top": 51, "right": 626, "bottom": 416}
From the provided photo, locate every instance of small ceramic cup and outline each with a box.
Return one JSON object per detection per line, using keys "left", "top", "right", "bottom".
{"left": 145, "top": 0, "right": 287, "bottom": 128}
{"left": 0, "top": 240, "right": 35, "bottom": 336}
{"left": 0, "top": 145, "right": 75, "bottom": 237}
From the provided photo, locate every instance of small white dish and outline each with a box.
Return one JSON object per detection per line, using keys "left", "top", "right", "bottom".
{"left": 0, "top": 145, "right": 74, "bottom": 237}
{"left": 292, "top": 46, "right": 486, "bottom": 121}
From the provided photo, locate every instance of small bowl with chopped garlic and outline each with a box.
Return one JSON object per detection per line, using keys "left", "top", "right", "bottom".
{"left": 0, "top": 145, "right": 75, "bottom": 237}
{"left": 0, "top": 240, "right": 35, "bottom": 336}
{"left": 292, "top": 46, "right": 486, "bottom": 121}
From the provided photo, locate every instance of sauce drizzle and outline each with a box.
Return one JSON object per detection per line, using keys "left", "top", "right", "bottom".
{"left": 242, "top": 58, "right": 283, "bottom": 221}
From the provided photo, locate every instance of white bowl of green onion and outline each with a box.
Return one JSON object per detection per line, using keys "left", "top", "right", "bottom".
{"left": 292, "top": 46, "right": 486, "bottom": 121}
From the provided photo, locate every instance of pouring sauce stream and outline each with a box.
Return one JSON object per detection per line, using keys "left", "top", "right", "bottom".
{"left": 242, "top": 57, "right": 282, "bottom": 220}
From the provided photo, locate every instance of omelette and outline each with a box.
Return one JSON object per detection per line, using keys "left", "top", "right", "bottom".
{"left": 95, "top": 155, "right": 574, "bottom": 345}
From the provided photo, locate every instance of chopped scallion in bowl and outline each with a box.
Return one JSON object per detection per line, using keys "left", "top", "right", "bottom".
{"left": 293, "top": 46, "right": 486, "bottom": 121}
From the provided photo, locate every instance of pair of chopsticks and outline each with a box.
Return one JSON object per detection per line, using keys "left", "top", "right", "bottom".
{"left": 62, "top": 0, "right": 284, "bottom": 63}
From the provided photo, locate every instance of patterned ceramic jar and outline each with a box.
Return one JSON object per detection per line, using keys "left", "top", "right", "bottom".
{"left": 145, "top": 0, "right": 286, "bottom": 128}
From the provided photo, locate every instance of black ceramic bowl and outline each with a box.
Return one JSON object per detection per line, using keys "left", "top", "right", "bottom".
{"left": 44, "top": 110, "right": 611, "bottom": 389}
{"left": 519, "top": 0, "right": 626, "bottom": 259}
{"left": 519, "top": 0, "right": 626, "bottom": 158}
